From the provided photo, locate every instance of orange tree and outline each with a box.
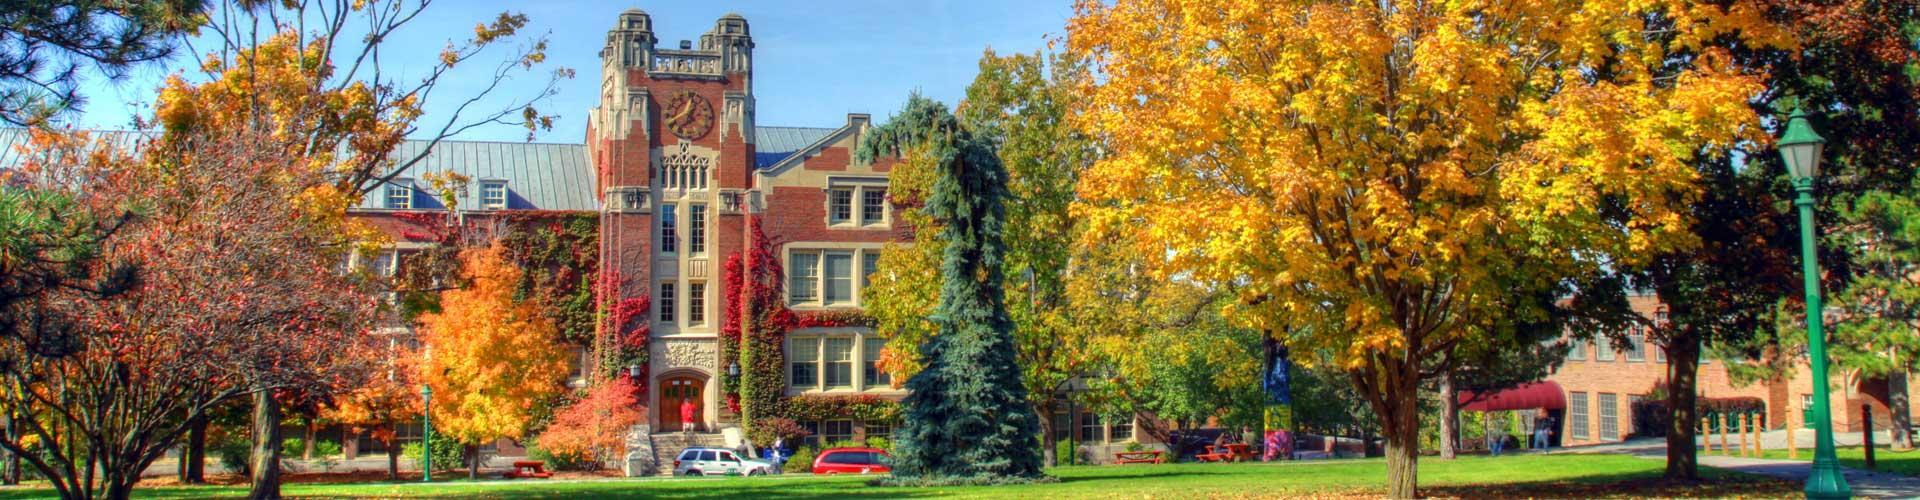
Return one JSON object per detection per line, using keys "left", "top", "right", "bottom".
{"left": 320, "top": 339, "right": 422, "bottom": 480}
{"left": 535, "top": 377, "right": 642, "bottom": 470}
{"left": 417, "top": 244, "right": 569, "bottom": 479}
{"left": 1067, "top": 1, "right": 1781, "bottom": 496}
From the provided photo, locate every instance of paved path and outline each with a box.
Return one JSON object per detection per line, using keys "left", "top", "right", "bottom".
{"left": 1692, "top": 454, "right": 1920, "bottom": 499}
{"left": 1564, "top": 436, "right": 1920, "bottom": 499}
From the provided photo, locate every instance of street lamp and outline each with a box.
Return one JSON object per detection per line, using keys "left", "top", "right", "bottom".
{"left": 1778, "top": 105, "right": 1849, "bottom": 500}
{"left": 420, "top": 384, "right": 433, "bottom": 483}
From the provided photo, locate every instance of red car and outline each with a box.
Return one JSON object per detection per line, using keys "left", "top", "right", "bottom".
{"left": 811, "top": 447, "right": 892, "bottom": 475}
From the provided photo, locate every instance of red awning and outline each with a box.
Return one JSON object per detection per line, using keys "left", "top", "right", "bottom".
{"left": 1458, "top": 381, "right": 1566, "bottom": 412}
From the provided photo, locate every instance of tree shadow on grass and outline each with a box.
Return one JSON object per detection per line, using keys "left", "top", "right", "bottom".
{"left": 1422, "top": 472, "right": 1799, "bottom": 499}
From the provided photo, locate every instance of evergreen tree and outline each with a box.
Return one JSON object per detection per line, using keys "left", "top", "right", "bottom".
{"left": 858, "top": 95, "right": 1045, "bottom": 485}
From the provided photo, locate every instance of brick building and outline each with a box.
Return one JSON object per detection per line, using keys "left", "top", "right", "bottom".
{"left": 1547, "top": 292, "right": 1916, "bottom": 446}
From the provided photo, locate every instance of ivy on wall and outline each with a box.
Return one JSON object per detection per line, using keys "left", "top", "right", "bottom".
{"left": 780, "top": 394, "right": 902, "bottom": 423}
{"left": 596, "top": 268, "right": 651, "bottom": 383}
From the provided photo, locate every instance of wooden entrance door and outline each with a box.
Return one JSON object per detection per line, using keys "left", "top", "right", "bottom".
{"left": 661, "top": 376, "right": 704, "bottom": 432}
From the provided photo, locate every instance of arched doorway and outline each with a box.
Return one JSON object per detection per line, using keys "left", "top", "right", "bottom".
{"left": 660, "top": 376, "right": 705, "bottom": 432}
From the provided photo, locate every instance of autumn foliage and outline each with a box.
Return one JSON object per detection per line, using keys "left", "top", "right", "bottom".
{"left": 536, "top": 378, "right": 643, "bottom": 468}
{"left": 417, "top": 244, "right": 570, "bottom": 450}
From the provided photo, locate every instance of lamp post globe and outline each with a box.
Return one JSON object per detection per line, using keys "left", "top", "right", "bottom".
{"left": 1778, "top": 104, "right": 1847, "bottom": 500}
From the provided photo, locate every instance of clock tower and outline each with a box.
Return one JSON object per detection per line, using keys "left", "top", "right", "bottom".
{"left": 587, "top": 9, "right": 756, "bottom": 432}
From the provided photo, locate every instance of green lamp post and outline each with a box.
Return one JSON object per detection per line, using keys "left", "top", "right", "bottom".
{"left": 1778, "top": 105, "right": 1849, "bottom": 500}
{"left": 420, "top": 384, "right": 435, "bottom": 482}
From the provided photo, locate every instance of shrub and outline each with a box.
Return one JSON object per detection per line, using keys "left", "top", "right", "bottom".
{"left": 280, "top": 437, "right": 344, "bottom": 459}
{"left": 535, "top": 378, "right": 642, "bottom": 469}
{"left": 213, "top": 435, "right": 251, "bottom": 476}
{"left": 528, "top": 440, "right": 600, "bottom": 472}
{"left": 1055, "top": 438, "right": 1076, "bottom": 465}
{"left": 783, "top": 446, "right": 816, "bottom": 474}
{"left": 402, "top": 433, "right": 465, "bottom": 471}
{"left": 864, "top": 436, "right": 892, "bottom": 453}
{"left": 746, "top": 416, "right": 810, "bottom": 448}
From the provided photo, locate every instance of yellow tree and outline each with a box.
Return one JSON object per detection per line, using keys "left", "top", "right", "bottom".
{"left": 417, "top": 244, "right": 569, "bottom": 478}
{"left": 1068, "top": 1, "right": 1780, "bottom": 496}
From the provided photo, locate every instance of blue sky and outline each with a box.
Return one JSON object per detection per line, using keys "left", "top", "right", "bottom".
{"left": 66, "top": 1, "right": 1073, "bottom": 143}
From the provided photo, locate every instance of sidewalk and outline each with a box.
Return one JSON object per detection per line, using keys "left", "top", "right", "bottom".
{"left": 1693, "top": 454, "right": 1920, "bottom": 499}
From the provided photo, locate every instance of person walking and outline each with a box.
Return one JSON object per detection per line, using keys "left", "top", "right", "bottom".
{"left": 1489, "top": 430, "right": 1505, "bottom": 456}
{"left": 1532, "top": 414, "right": 1554, "bottom": 452}
{"left": 768, "top": 437, "right": 786, "bottom": 473}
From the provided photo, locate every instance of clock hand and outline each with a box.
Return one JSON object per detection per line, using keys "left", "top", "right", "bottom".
{"left": 668, "top": 99, "right": 693, "bottom": 123}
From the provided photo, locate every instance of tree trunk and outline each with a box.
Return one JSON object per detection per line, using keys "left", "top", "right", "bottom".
{"left": 249, "top": 389, "right": 283, "bottom": 500}
{"left": 1384, "top": 399, "right": 1421, "bottom": 499}
{"left": 302, "top": 418, "right": 316, "bottom": 461}
{"left": 3, "top": 409, "right": 16, "bottom": 485}
{"left": 1036, "top": 401, "right": 1057, "bottom": 467}
{"left": 185, "top": 415, "right": 207, "bottom": 484}
{"left": 1665, "top": 336, "right": 1701, "bottom": 481}
{"left": 1889, "top": 370, "right": 1913, "bottom": 450}
{"left": 1440, "top": 370, "right": 1459, "bottom": 459}
{"left": 386, "top": 421, "right": 401, "bottom": 481}
{"left": 466, "top": 445, "right": 479, "bottom": 479}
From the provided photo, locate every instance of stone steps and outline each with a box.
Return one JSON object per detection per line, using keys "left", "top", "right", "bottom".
{"left": 643, "top": 431, "right": 730, "bottom": 476}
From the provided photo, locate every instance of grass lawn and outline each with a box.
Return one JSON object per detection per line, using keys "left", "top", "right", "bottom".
{"left": 1756, "top": 445, "right": 1920, "bottom": 477}
{"left": 0, "top": 454, "right": 1796, "bottom": 499}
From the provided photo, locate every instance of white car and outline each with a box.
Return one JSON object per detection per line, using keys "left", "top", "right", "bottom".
{"left": 673, "top": 447, "right": 775, "bottom": 477}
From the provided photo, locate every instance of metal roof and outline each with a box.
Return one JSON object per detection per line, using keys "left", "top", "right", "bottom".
{"left": 755, "top": 126, "right": 838, "bottom": 169}
{"left": 362, "top": 139, "right": 597, "bottom": 211}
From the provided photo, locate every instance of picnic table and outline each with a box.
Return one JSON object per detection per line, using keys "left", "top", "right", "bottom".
{"left": 1197, "top": 444, "right": 1255, "bottom": 463}
{"left": 1112, "top": 451, "right": 1164, "bottom": 464}
{"left": 504, "top": 460, "right": 553, "bottom": 479}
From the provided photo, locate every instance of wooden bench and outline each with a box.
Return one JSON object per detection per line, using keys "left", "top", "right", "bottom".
{"left": 1113, "top": 451, "right": 1164, "bottom": 464}
{"left": 1225, "top": 443, "right": 1255, "bottom": 462}
{"left": 1196, "top": 445, "right": 1230, "bottom": 462}
{"left": 504, "top": 460, "right": 552, "bottom": 479}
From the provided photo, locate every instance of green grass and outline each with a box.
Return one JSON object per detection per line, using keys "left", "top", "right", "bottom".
{"left": 1756, "top": 445, "right": 1920, "bottom": 477}
{"left": 0, "top": 454, "right": 1795, "bottom": 499}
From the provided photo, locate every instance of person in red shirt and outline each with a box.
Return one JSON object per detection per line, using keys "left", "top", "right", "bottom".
{"left": 680, "top": 399, "right": 697, "bottom": 435}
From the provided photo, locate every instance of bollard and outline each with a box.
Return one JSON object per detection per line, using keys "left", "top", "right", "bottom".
{"left": 1701, "top": 417, "right": 1712, "bottom": 453}
{"left": 1788, "top": 404, "right": 1799, "bottom": 459}
{"left": 1751, "top": 412, "right": 1762, "bottom": 455}
{"left": 1864, "top": 404, "right": 1877, "bottom": 470}
{"left": 1738, "top": 413, "right": 1751, "bottom": 457}
{"left": 1728, "top": 411, "right": 1743, "bottom": 455}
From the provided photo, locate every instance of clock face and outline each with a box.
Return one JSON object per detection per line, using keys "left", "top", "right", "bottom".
{"left": 662, "top": 90, "right": 715, "bottom": 140}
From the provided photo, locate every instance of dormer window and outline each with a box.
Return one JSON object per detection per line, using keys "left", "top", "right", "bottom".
{"left": 480, "top": 180, "right": 508, "bottom": 210}
{"left": 385, "top": 179, "right": 413, "bottom": 209}
{"left": 826, "top": 178, "right": 888, "bottom": 228}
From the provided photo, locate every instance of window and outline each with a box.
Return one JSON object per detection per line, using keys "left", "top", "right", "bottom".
{"left": 371, "top": 250, "right": 397, "bottom": 277}
{"left": 801, "top": 421, "right": 821, "bottom": 448}
{"left": 480, "top": 181, "right": 507, "bottom": 210}
{"left": 1627, "top": 326, "right": 1646, "bottom": 361}
{"left": 1596, "top": 337, "right": 1617, "bottom": 361}
{"left": 824, "top": 338, "right": 854, "bottom": 388}
{"left": 1569, "top": 392, "right": 1590, "bottom": 440}
{"left": 1654, "top": 340, "right": 1667, "bottom": 363}
{"left": 385, "top": 179, "right": 412, "bottom": 209}
{"left": 688, "top": 282, "right": 707, "bottom": 325}
{"left": 830, "top": 188, "right": 854, "bottom": 223}
{"left": 863, "top": 337, "right": 889, "bottom": 387}
{"left": 718, "top": 451, "right": 737, "bottom": 461}
{"left": 1567, "top": 337, "right": 1587, "bottom": 361}
{"left": 1801, "top": 394, "right": 1813, "bottom": 427}
{"left": 823, "top": 252, "right": 854, "bottom": 305}
{"left": 679, "top": 449, "right": 698, "bottom": 461}
{"left": 789, "top": 252, "right": 819, "bottom": 303}
{"left": 660, "top": 205, "right": 678, "bottom": 253}
{"left": 823, "top": 420, "right": 855, "bottom": 444}
{"left": 1053, "top": 412, "right": 1072, "bottom": 442}
{"left": 790, "top": 337, "right": 819, "bottom": 387}
{"left": 689, "top": 204, "right": 707, "bottom": 254}
{"left": 1111, "top": 417, "right": 1134, "bottom": 442}
{"left": 865, "top": 420, "right": 892, "bottom": 440}
{"left": 862, "top": 188, "right": 886, "bottom": 225}
{"left": 862, "top": 250, "right": 880, "bottom": 290}
{"left": 658, "top": 282, "right": 676, "bottom": 323}
{"left": 1599, "top": 393, "right": 1620, "bottom": 440}
{"left": 700, "top": 450, "right": 718, "bottom": 461}
{"left": 1079, "top": 413, "right": 1104, "bottom": 443}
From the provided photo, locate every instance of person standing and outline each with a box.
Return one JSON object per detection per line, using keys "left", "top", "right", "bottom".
{"left": 1532, "top": 414, "right": 1554, "bottom": 452}
{"left": 680, "top": 399, "right": 697, "bottom": 436}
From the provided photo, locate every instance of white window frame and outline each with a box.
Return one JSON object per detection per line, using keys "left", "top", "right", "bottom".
{"left": 1567, "top": 336, "right": 1586, "bottom": 361}
{"left": 660, "top": 204, "right": 678, "bottom": 255}
{"left": 825, "top": 179, "right": 889, "bottom": 228}
{"left": 1569, "top": 392, "right": 1590, "bottom": 440}
{"left": 658, "top": 281, "right": 676, "bottom": 325}
{"left": 479, "top": 180, "right": 508, "bottom": 210}
{"left": 1599, "top": 393, "right": 1620, "bottom": 441}
{"left": 688, "top": 281, "right": 706, "bottom": 326}
{"left": 385, "top": 178, "right": 413, "bottom": 209}
{"left": 786, "top": 246, "right": 884, "bottom": 308}
{"left": 1627, "top": 326, "right": 1646, "bottom": 362}
{"left": 786, "top": 331, "right": 893, "bottom": 394}
{"left": 689, "top": 204, "right": 708, "bottom": 255}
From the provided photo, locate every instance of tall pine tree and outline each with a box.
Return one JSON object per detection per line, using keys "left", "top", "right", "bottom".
{"left": 858, "top": 95, "right": 1045, "bottom": 485}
